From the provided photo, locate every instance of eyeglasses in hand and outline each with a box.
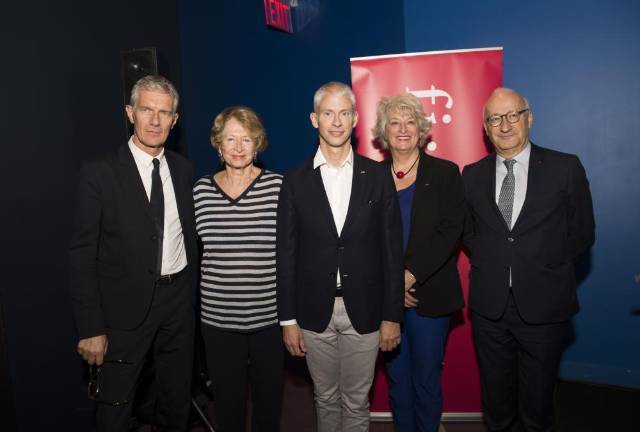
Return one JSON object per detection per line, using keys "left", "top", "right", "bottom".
{"left": 88, "top": 359, "right": 133, "bottom": 406}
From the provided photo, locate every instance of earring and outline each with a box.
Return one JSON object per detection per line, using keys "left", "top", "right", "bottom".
{"left": 218, "top": 150, "right": 224, "bottom": 164}
{"left": 253, "top": 151, "right": 258, "bottom": 163}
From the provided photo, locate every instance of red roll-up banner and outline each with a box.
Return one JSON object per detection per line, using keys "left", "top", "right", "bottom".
{"left": 350, "top": 47, "right": 503, "bottom": 417}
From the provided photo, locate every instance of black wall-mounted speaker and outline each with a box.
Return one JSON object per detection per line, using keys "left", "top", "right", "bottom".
{"left": 121, "top": 47, "right": 158, "bottom": 105}
{"left": 121, "top": 47, "right": 158, "bottom": 140}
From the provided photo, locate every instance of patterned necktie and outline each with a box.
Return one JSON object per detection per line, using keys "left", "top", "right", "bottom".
{"left": 151, "top": 158, "right": 164, "bottom": 275}
{"left": 498, "top": 159, "right": 516, "bottom": 229}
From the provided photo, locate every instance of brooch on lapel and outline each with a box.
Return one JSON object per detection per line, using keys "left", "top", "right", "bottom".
{"left": 360, "top": 170, "right": 366, "bottom": 174}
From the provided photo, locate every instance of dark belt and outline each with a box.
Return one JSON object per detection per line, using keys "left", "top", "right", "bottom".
{"left": 157, "top": 268, "right": 184, "bottom": 285}
{"left": 335, "top": 288, "right": 343, "bottom": 297}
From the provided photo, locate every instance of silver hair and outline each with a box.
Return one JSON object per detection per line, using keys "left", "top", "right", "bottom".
{"left": 313, "top": 81, "right": 356, "bottom": 112}
{"left": 372, "top": 93, "right": 432, "bottom": 150}
{"left": 130, "top": 75, "right": 179, "bottom": 113}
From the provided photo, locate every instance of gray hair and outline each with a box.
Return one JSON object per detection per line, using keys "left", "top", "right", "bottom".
{"left": 482, "top": 87, "right": 530, "bottom": 120}
{"left": 313, "top": 81, "right": 356, "bottom": 112}
{"left": 372, "top": 93, "right": 432, "bottom": 150}
{"left": 130, "top": 75, "right": 179, "bottom": 113}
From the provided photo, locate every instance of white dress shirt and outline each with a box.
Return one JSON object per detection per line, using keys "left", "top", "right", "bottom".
{"left": 314, "top": 146, "right": 354, "bottom": 239}
{"left": 495, "top": 142, "right": 531, "bottom": 230}
{"left": 128, "top": 138, "right": 187, "bottom": 276}
{"left": 280, "top": 146, "right": 354, "bottom": 326}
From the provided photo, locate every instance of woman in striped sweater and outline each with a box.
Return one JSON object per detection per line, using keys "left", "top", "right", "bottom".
{"left": 193, "top": 106, "right": 283, "bottom": 432}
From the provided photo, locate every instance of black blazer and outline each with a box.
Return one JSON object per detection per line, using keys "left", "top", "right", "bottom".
{"left": 276, "top": 152, "right": 404, "bottom": 334}
{"left": 68, "top": 145, "right": 198, "bottom": 339}
{"left": 462, "top": 144, "right": 595, "bottom": 323}
{"left": 389, "top": 152, "right": 465, "bottom": 317}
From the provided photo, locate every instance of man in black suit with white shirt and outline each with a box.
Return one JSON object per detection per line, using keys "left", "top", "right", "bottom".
{"left": 277, "top": 81, "right": 404, "bottom": 432}
{"left": 463, "top": 87, "right": 595, "bottom": 432}
{"left": 68, "top": 75, "right": 198, "bottom": 431}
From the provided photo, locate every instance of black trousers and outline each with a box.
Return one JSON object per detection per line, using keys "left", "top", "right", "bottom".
{"left": 202, "top": 324, "right": 284, "bottom": 432}
{"left": 472, "top": 294, "right": 569, "bottom": 432}
{"left": 96, "top": 273, "right": 195, "bottom": 432}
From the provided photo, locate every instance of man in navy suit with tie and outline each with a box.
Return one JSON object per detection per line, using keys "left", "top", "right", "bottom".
{"left": 277, "top": 81, "right": 404, "bottom": 432}
{"left": 463, "top": 88, "right": 595, "bottom": 432}
{"left": 68, "top": 75, "right": 198, "bottom": 431}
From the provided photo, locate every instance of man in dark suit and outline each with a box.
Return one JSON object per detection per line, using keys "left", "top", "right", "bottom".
{"left": 68, "top": 75, "right": 198, "bottom": 431}
{"left": 463, "top": 88, "right": 595, "bottom": 432}
{"left": 277, "top": 81, "right": 404, "bottom": 432}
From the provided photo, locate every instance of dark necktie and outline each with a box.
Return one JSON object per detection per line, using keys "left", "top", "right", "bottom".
{"left": 498, "top": 159, "right": 516, "bottom": 229}
{"left": 151, "top": 158, "right": 164, "bottom": 275}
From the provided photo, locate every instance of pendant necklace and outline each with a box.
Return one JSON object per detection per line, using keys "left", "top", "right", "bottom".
{"left": 392, "top": 152, "right": 420, "bottom": 179}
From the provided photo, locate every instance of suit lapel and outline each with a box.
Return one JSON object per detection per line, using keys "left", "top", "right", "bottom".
{"left": 310, "top": 160, "right": 340, "bottom": 239}
{"left": 340, "top": 154, "right": 365, "bottom": 236}
{"left": 411, "top": 152, "right": 433, "bottom": 226}
{"left": 512, "top": 144, "right": 544, "bottom": 234}
{"left": 165, "top": 151, "right": 188, "bottom": 230}
{"left": 117, "top": 145, "right": 153, "bottom": 222}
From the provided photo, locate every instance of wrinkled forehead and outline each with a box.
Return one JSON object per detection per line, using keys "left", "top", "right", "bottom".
{"left": 136, "top": 89, "right": 175, "bottom": 106}
{"left": 387, "top": 104, "right": 416, "bottom": 118}
{"left": 222, "top": 116, "right": 254, "bottom": 136}
{"left": 222, "top": 116, "right": 244, "bottom": 129}
{"left": 485, "top": 90, "right": 526, "bottom": 115}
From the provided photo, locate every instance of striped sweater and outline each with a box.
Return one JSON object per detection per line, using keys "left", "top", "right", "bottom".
{"left": 193, "top": 170, "right": 282, "bottom": 331}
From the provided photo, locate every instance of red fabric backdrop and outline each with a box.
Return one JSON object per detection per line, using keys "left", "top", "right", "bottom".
{"left": 350, "top": 48, "right": 502, "bottom": 414}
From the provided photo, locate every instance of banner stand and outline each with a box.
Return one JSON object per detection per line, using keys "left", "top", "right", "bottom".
{"left": 350, "top": 47, "right": 503, "bottom": 415}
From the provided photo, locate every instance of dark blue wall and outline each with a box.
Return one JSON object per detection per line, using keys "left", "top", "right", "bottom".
{"left": 404, "top": 0, "right": 640, "bottom": 387}
{"left": 178, "top": 1, "right": 405, "bottom": 177}
{"left": 178, "top": 0, "right": 640, "bottom": 388}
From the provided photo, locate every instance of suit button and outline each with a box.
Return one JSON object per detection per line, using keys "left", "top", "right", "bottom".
{"left": 507, "top": 237, "right": 514, "bottom": 242}
{"left": 151, "top": 235, "right": 157, "bottom": 241}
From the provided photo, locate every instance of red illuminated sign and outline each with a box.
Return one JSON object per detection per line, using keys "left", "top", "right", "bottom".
{"left": 264, "top": 0, "right": 292, "bottom": 33}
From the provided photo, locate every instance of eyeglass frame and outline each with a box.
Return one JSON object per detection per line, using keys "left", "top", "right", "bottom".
{"left": 485, "top": 108, "right": 530, "bottom": 127}
{"left": 88, "top": 359, "right": 133, "bottom": 406}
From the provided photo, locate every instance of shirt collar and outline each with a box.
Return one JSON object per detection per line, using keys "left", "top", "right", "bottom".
{"left": 128, "top": 136, "right": 165, "bottom": 167}
{"left": 496, "top": 141, "right": 531, "bottom": 172}
{"left": 313, "top": 146, "right": 353, "bottom": 169}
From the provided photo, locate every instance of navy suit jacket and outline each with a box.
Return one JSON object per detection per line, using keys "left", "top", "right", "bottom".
{"left": 462, "top": 144, "right": 595, "bottom": 323}
{"left": 276, "top": 151, "right": 404, "bottom": 334}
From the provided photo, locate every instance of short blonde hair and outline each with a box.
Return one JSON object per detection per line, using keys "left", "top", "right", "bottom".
{"left": 372, "top": 93, "right": 432, "bottom": 150}
{"left": 210, "top": 106, "right": 268, "bottom": 152}
{"left": 313, "top": 81, "right": 356, "bottom": 112}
